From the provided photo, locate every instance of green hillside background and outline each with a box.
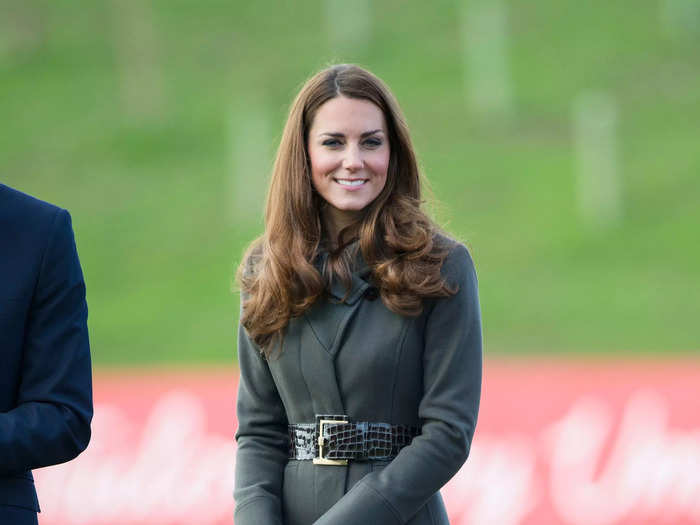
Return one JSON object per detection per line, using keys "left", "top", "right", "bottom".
{"left": 1, "top": 1, "right": 698, "bottom": 366}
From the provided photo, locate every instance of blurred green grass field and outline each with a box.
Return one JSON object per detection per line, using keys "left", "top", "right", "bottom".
{"left": 1, "top": 1, "right": 698, "bottom": 366}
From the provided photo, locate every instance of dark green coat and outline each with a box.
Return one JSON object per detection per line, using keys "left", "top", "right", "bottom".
{"left": 234, "top": 235, "right": 482, "bottom": 524}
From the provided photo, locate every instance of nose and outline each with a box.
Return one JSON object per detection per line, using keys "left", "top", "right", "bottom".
{"left": 342, "top": 145, "right": 363, "bottom": 172}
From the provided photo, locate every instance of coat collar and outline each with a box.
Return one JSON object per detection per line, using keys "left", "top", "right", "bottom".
{"left": 314, "top": 241, "right": 372, "bottom": 305}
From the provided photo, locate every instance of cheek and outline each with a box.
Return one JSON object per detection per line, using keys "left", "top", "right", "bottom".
{"left": 310, "top": 170, "right": 326, "bottom": 194}
{"left": 309, "top": 147, "right": 337, "bottom": 178}
{"left": 368, "top": 150, "right": 390, "bottom": 180}
{"left": 308, "top": 147, "right": 329, "bottom": 192}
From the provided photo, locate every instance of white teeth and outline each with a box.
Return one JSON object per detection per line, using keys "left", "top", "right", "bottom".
{"left": 336, "top": 179, "right": 366, "bottom": 186}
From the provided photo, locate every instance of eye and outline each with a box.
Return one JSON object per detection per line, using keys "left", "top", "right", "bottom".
{"left": 363, "top": 138, "right": 382, "bottom": 147}
{"left": 322, "top": 139, "right": 342, "bottom": 147}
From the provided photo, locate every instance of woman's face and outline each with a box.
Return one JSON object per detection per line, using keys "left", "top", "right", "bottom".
{"left": 307, "top": 96, "right": 390, "bottom": 231}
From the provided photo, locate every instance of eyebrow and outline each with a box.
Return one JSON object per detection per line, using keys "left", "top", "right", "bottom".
{"left": 318, "top": 129, "right": 384, "bottom": 138}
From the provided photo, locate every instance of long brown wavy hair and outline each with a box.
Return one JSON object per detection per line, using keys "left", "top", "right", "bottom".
{"left": 238, "top": 64, "right": 456, "bottom": 357}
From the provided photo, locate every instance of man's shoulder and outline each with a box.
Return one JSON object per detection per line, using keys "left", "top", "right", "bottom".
{"left": 0, "top": 184, "right": 70, "bottom": 254}
{"left": 0, "top": 183, "right": 64, "bottom": 222}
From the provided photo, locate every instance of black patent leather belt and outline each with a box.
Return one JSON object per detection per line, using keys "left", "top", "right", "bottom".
{"left": 288, "top": 414, "right": 420, "bottom": 466}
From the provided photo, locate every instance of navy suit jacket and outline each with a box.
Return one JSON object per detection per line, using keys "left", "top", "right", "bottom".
{"left": 0, "top": 184, "right": 93, "bottom": 518}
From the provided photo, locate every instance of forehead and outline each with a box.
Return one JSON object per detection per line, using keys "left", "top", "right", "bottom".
{"left": 310, "top": 96, "right": 386, "bottom": 134}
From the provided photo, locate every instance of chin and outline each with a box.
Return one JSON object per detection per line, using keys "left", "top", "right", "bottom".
{"left": 334, "top": 200, "right": 372, "bottom": 212}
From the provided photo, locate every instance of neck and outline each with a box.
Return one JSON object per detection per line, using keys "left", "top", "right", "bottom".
{"left": 322, "top": 206, "right": 362, "bottom": 249}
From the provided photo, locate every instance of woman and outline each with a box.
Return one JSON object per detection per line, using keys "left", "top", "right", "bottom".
{"left": 234, "top": 64, "right": 482, "bottom": 525}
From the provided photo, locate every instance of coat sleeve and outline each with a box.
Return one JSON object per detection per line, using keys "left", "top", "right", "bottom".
{"left": 233, "top": 303, "right": 289, "bottom": 525}
{"left": 0, "top": 209, "right": 93, "bottom": 475}
{"left": 314, "top": 243, "right": 483, "bottom": 524}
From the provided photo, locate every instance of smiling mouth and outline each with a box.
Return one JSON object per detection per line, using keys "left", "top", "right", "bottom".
{"left": 334, "top": 178, "right": 368, "bottom": 187}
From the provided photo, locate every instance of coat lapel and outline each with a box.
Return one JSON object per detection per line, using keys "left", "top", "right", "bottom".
{"left": 304, "top": 246, "right": 371, "bottom": 355}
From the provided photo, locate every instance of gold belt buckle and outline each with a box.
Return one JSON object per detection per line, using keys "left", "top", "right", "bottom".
{"left": 313, "top": 418, "right": 349, "bottom": 466}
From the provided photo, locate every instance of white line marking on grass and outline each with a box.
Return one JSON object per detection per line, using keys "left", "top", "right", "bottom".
{"left": 227, "top": 103, "right": 271, "bottom": 226}
{"left": 110, "top": 0, "right": 165, "bottom": 120}
{"left": 460, "top": 0, "right": 513, "bottom": 118}
{"left": 572, "top": 92, "right": 621, "bottom": 229}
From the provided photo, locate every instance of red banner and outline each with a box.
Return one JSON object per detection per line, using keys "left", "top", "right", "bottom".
{"left": 34, "top": 358, "right": 700, "bottom": 525}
